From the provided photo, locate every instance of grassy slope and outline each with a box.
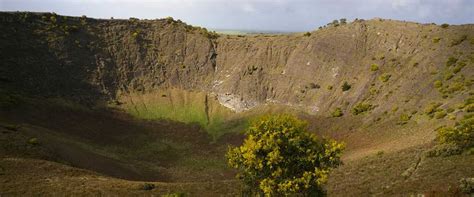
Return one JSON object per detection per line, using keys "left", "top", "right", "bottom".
{"left": 0, "top": 96, "right": 240, "bottom": 184}
{"left": 117, "top": 89, "right": 247, "bottom": 140}
{"left": 1, "top": 94, "right": 473, "bottom": 196}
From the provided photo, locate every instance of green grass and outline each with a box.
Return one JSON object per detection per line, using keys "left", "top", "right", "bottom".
{"left": 125, "top": 101, "right": 234, "bottom": 140}
{"left": 126, "top": 101, "right": 209, "bottom": 126}
{"left": 120, "top": 90, "right": 247, "bottom": 140}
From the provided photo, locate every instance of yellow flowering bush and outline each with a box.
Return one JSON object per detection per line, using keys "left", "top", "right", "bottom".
{"left": 437, "top": 114, "right": 473, "bottom": 149}
{"left": 227, "top": 114, "right": 345, "bottom": 196}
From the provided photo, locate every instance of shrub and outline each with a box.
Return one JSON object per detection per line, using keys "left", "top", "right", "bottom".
{"left": 379, "top": 73, "right": 391, "bottom": 83}
{"left": 28, "top": 138, "right": 39, "bottom": 145}
{"left": 341, "top": 81, "right": 351, "bottom": 91}
{"left": 369, "top": 87, "right": 378, "bottom": 95}
{"left": 459, "top": 178, "right": 474, "bottom": 194}
{"left": 465, "top": 103, "right": 474, "bottom": 112}
{"left": 308, "top": 83, "right": 320, "bottom": 89}
{"left": 339, "top": 18, "right": 347, "bottom": 24}
{"left": 49, "top": 15, "right": 57, "bottom": 23}
{"left": 446, "top": 57, "right": 458, "bottom": 67}
{"left": 434, "top": 110, "right": 447, "bottom": 119}
{"left": 444, "top": 72, "right": 454, "bottom": 80}
{"left": 441, "top": 23, "right": 449, "bottom": 28}
{"left": 424, "top": 102, "right": 443, "bottom": 118}
{"left": 444, "top": 81, "right": 465, "bottom": 94}
{"left": 327, "top": 85, "right": 333, "bottom": 90}
{"left": 426, "top": 143, "right": 463, "bottom": 157}
{"left": 304, "top": 32, "right": 311, "bottom": 37}
{"left": 165, "top": 16, "right": 174, "bottom": 24}
{"left": 432, "top": 37, "right": 441, "bottom": 43}
{"left": 400, "top": 113, "right": 411, "bottom": 122}
{"left": 437, "top": 115, "right": 473, "bottom": 149}
{"left": 453, "top": 62, "right": 466, "bottom": 74}
{"left": 370, "top": 64, "right": 379, "bottom": 71}
{"left": 80, "top": 15, "right": 87, "bottom": 26}
{"left": 331, "top": 108, "right": 343, "bottom": 117}
{"left": 376, "top": 150, "right": 384, "bottom": 156}
{"left": 226, "top": 114, "right": 344, "bottom": 196}
{"left": 352, "top": 103, "right": 373, "bottom": 115}
{"left": 391, "top": 106, "right": 399, "bottom": 112}
{"left": 434, "top": 80, "right": 443, "bottom": 88}
{"left": 139, "top": 183, "right": 155, "bottom": 190}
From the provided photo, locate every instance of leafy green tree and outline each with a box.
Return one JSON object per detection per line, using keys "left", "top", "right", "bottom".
{"left": 227, "top": 114, "right": 345, "bottom": 196}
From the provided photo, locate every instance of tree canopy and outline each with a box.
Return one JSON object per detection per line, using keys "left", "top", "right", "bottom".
{"left": 227, "top": 114, "right": 345, "bottom": 196}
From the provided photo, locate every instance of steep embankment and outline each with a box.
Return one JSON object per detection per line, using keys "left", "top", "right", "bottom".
{"left": 0, "top": 12, "right": 473, "bottom": 195}
{"left": 2, "top": 12, "right": 472, "bottom": 151}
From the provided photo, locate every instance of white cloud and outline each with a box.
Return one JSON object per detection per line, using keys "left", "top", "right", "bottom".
{"left": 242, "top": 3, "right": 257, "bottom": 13}
{"left": 1, "top": 0, "right": 472, "bottom": 31}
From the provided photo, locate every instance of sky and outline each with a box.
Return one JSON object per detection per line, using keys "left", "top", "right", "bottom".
{"left": 1, "top": 0, "right": 473, "bottom": 32}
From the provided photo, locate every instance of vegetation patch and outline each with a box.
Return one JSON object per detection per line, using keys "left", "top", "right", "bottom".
{"left": 227, "top": 114, "right": 344, "bottom": 196}
{"left": 138, "top": 183, "right": 155, "bottom": 190}
{"left": 453, "top": 61, "right": 466, "bottom": 74}
{"left": 434, "top": 80, "right": 443, "bottom": 88}
{"left": 341, "top": 81, "right": 351, "bottom": 91}
{"left": 459, "top": 178, "right": 474, "bottom": 194}
{"left": 429, "top": 115, "right": 474, "bottom": 157}
{"left": 434, "top": 110, "right": 447, "bottom": 119}
{"left": 352, "top": 102, "right": 374, "bottom": 115}
{"left": 398, "top": 113, "right": 412, "bottom": 124}
{"left": 370, "top": 64, "right": 379, "bottom": 71}
{"left": 432, "top": 37, "right": 441, "bottom": 43}
{"left": 424, "top": 102, "right": 443, "bottom": 118}
{"left": 120, "top": 90, "right": 240, "bottom": 139}
{"left": 379, "top": 73, "right": 391, "bottom": 83}
{"left": 331, "top": 108, "right": 343, "bottom": 117}
{"left": 446, "top": 57, "right": 458, "bottom": 67}
{"left": 27, "top": 137, "right": 39, "bottom": 145}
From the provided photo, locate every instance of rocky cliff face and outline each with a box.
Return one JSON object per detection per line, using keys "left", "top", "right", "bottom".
{"left": 1, "top": 12, "right": 473, "bottom": 119}
{"left": 213, "top": 20, "right": 473, "bottom": 115}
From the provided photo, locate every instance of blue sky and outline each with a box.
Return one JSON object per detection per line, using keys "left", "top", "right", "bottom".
{"left": 1, "top": 0, "right": 473, "bottom": 31}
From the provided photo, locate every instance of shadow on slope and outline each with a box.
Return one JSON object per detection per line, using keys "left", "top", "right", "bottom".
{"left": 0, "top": 96, "right": 239, "bottom": 182}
